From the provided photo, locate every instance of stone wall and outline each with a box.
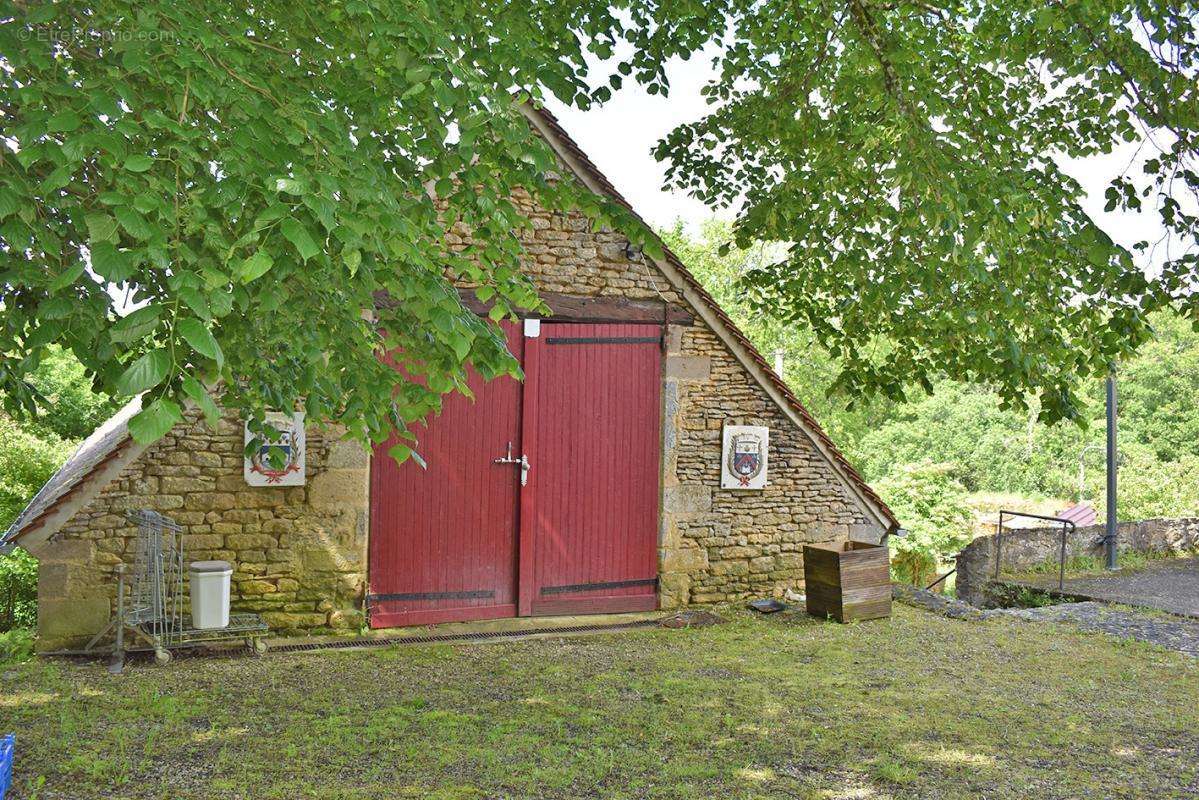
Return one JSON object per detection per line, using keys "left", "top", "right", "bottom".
{"left": 30, "top": 190, "right": 885, "bottom": 648}
{"left": 956, "top": 517, "right": 1199, "bottom": 606}
{"left": 659, "top": 324, "right": 876, "bottom": 606}
{"left": 31, "top": 410, "right": 369, "bottom": 650}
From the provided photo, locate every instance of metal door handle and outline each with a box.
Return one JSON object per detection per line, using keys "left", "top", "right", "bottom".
{"left": 494, "top": 442, "right": 530, "bottom": 486}
{"left": 493, "top": 441, "right": 518, "bottom": 464}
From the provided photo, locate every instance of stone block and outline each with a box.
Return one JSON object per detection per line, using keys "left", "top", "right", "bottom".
{"left": 301, "top": 546, "right": 357, "bottom": 573}
{"left": 261, "top": 611, "right": 328, "bottom": 630}
{"left": 238, "top": 579, "right": 277, "bottom": 595}
{"left": 658, "top": 572, "right": 691, "bottom": 608}
{"left": 192, "top": 452, "right": 223, "bottom": 468}
{"left": 710, "top": 559, "right": 749, "bottom": 576}
{"left": 37, "top": 597, "right": 110, "bottom": 645}
{"left": 328, "top": 609, "right": 365, "bottom": 629}
{"left": 664, "top": 485, "right": 712, "bottom": 515}
{"left": 183, "top": 492, "right": 236, "bottom": 511}
{"left": 276, "top": 578, "right": 301, "bottom": 593}
{"left": 661, "top": 546, "right": 708, "bottom": 573}
{"left": 307, "top": 468, "right": 368, "bottom": 508}
{"left": 326, "top": 440, "right": 369, "bottom": 469}
{"left": 665, "top": 355, "right": 711, "bottom": 382}
{"left": 37, "top": 539, "right": 95, "bottom": 563}
{"left": 161, "top": 476, "right": 215, "bottom": 493}
{"left": 181, "top": 534, "right": 224, "bottom": 551}
{"left": 226, "top": 533, "right": 276, "bottom": 550}
{"left": 750, "top": 555, "right": 777, "bottom": 572}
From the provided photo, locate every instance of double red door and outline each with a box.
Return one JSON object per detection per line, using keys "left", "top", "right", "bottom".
{"left": 368, "top": 322, "right": 662, "bottom": 628}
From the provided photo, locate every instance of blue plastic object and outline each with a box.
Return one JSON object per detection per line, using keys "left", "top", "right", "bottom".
{"left": 0, "top": 733, "right": 12, "bottom": 800}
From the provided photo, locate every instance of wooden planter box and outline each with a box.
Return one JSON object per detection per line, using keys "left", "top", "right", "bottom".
{"left": 803, "top": 541, "right": 891, "bottom": 623}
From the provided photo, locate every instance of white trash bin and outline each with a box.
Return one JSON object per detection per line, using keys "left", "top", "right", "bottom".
{"left": 189, "top": 560, "right": 232, "bottom": 629}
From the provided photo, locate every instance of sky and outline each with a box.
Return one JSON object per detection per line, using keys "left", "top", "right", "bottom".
{"left": 545, "top": 56, "right": 721, "bottom": 232}
{"left": 546, "top": 55, "right": 1179, "bottom": 269}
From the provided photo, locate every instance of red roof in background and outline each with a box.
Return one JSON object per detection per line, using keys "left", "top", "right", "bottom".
{"left": 1057, "top": 503, "right": 1098, "bottom": 527}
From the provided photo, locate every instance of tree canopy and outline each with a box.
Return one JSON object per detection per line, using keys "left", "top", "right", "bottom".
{"left": 2, "top": 1, "right": 1196, "bottom": 452}
{"left": 641, "top": 0, "right": 1199, "bottom": 422}
{"left": 0, "top": 2, "right": 644, "bottom": 452}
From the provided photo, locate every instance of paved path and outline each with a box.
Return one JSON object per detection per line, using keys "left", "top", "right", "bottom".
{"left": 992, "top": 601, "right": 1199, "bottom": 657}
{"left": 1017, "top": 556, "right": 1199, "bottom": 617}
{"left": 893, "top": 584, "right": 1199, "bottom": 657}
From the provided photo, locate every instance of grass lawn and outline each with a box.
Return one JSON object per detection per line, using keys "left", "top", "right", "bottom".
{"left": 2, "top": 605, "right": 1196, "bottom": 799}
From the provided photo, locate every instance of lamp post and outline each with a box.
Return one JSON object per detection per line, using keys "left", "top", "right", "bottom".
{"left": 1105, "top": 370, "right": 1118, "bottom": 570}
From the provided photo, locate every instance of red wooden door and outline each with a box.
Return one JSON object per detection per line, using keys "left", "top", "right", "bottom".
{"left": 368, "top": 322, "right": 523, "bottom": 627}
{"left": 519, "top": 323, "right": 662, "bottom": 616}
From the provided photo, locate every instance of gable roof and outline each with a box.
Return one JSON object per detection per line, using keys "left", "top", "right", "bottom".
{"left": 3, "top": 398, "right": 141, "bottom": 547}
{"left": 522, "top": 104, "right": 898, "bottom": 531}
{"left": 4, "top": 105, "right": 898, "bottom": 547}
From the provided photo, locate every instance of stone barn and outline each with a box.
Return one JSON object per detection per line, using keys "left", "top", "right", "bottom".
{"left": 4, "top": 106, "right": 899, "bottom": 651}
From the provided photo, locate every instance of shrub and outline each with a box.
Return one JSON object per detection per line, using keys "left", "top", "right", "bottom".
{"left": 0, "top": 547, "right": 38, "bottom": 631}
{"left": 0, "top": 627, "right": 34, "bottom": 664}
{"left": 0, "top": 415, "right": 71, "bottom": 531}
{"left": 873, "top": 462, "right": 973, "bottom": 586}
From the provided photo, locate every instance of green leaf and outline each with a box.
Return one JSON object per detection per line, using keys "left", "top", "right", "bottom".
{"left": 179, "top": 288, "right": 212, "bottom": 321}
{"left": 182, "top": 375, "right": 221, "bottom": 428}
{"left": 128, "top": 398, "right": 183, "bottom": 444}
{"left": 344, "top": 249, "right": 361, "bottom": 276}
{"left": 90, "top": 243, "right": 135, "bottom": 282}
{"left": 178, "top": 317, "right": 224, "bottom": 369}
{"left": 209, "top": 291, "right": 234, "bottom": 318}
{"left": 115, "top": 206, "right": 153, "bottom": 241}
{"left": 275, "top": 178, "right": 304, "bottom": 194}
{"left": 125, "top": 155, "right": 154, "bottom": 173}
{"left": 388, "top": 442, "right": 426, "bottom": 469}
{"left": 26, "top": 321, "right": 63, "bottom": 349}
{"left": 0, "top": 188, "right": 19, "bottom": 220}
{"left": 110, "top": 305, "right": 162, "bottom": 343}
{"left": 49, "top": 261, "right": 87, "bottom": 292}
{"left": 281, "top": 218, "right": 320, "bottom": 261}
{"left": 235, "top": 251, "right": 274, "bottom": 283}
{"left": 85, "top": 213, "right": 119, "bottom": 245}
{"left": 47, "top": 111, "right": 82, "bottom": 132}
{"left": 115, "top": 348, "right": 171, "bottom": 395}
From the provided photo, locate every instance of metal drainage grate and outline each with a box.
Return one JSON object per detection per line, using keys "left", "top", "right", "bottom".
{"left": 264, "top": 618, "right": 662, "bottom": 655}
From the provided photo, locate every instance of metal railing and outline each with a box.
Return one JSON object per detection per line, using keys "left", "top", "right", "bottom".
{"left": 994, "top": 510, "right": 1076, "bottom": 592}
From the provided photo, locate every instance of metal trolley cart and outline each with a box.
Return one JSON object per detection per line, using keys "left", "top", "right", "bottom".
{"left": 85, "top": 510, "right": 268, "bottom": 672}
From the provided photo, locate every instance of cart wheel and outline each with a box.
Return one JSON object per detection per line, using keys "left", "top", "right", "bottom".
{"left": 248, "top": 637, "right": 267, "bottom": 656}
{"left": 155, "top": 648, "right": 172, "bottom": 666}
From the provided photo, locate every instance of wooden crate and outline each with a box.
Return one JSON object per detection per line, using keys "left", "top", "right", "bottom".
{"left": 803, "top": 541, "right": 891, "bottom": 623}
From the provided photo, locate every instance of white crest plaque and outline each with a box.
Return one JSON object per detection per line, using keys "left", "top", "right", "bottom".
{"left": 721, "top": 424, "right": 768, "bottom": 490}
{"left": 244, "top": 411, "right": 306, "bottom": 487}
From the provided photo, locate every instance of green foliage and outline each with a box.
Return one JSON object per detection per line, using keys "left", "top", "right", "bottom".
{"left": 5, "top": 1, "right": 1195, "bottom": 454}
{"left": 660, "top": 221, "right": 893, "bottom": 451}
{"left": 637, "top": 0, "right": 1199, "bottom": 423}
{"left": 872, "top": 464, "right": 973, "bottom": 586}
{"left": 669, "top": 225, "right": 1199, "bottom": 573}
{"left": 0, "top": 415, "right": 68, "bottom": 531}
{"left": 0, "top": 547, "right": 38, "bottom": 632}
{"left": 16, "top": 346, "right": 121, "bottom": 441}
{"left": 0, "top": 2, "right": 652, "bottom": 455}
{"left": 0, "top": 627, "right": 35, "bottom": 664}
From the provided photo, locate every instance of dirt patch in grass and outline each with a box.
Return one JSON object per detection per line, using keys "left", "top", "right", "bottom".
{"left": 2, "top": 606, "right": 1197, "bottom": 799}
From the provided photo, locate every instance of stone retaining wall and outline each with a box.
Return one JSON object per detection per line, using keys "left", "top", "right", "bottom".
{"left": 955, "top": 517, "right": 1199, "bottom": 606}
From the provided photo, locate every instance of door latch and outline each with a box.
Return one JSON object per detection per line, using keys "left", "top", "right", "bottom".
{"left": 494, "top": 442, "right": 531, "bottom": 486}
